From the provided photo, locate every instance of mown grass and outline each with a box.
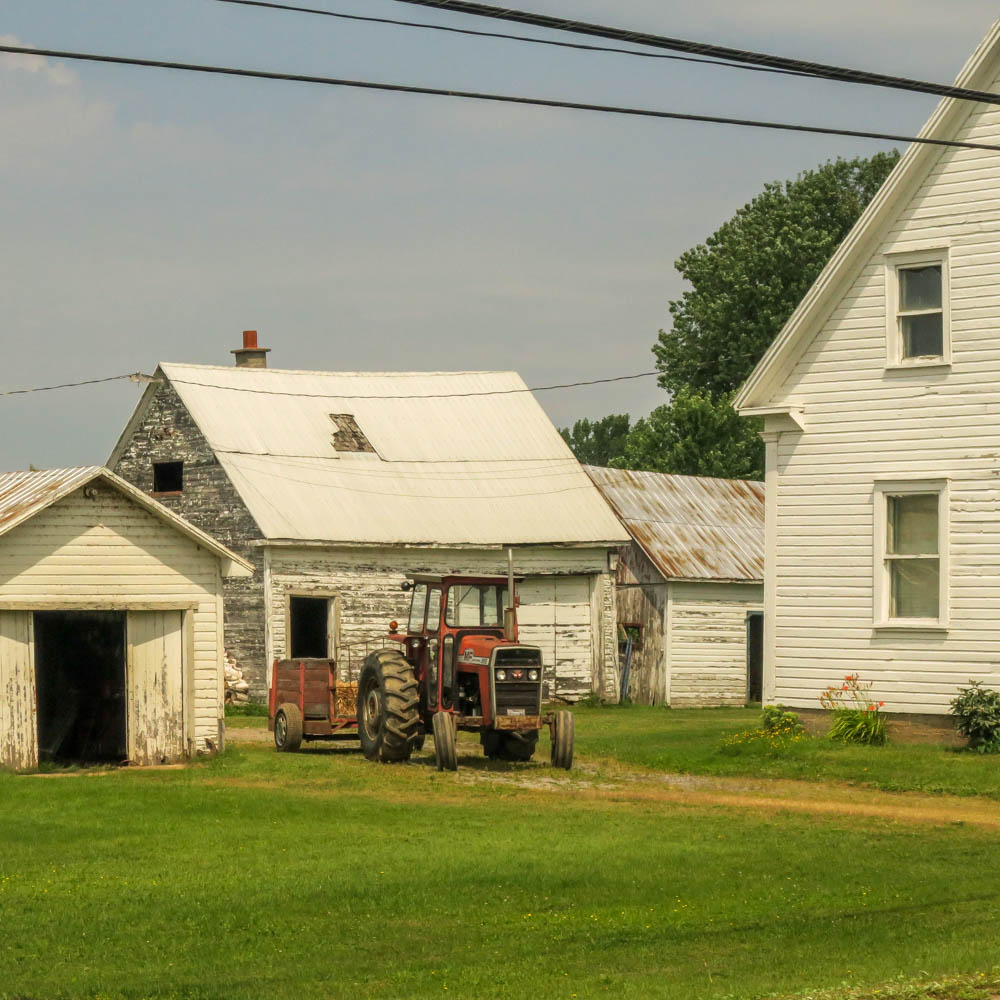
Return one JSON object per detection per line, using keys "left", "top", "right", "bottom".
{"left": 2, "top": 735, "right": 1000, "bottom": 1000}
{"left": 569, "top": 704, "right": 1000, "bottom": 800}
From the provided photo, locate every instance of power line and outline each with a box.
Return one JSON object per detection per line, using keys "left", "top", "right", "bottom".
{"left": 389, "top": 0, "right": 1000, "bottom": 108}
{"left": 0, "top": 373, "right": 149, "bottom": 397}
{"left": 164, "top": 370, "right": 660, "bottom": 399}
{"left": 210, "top": 0, "right": 819, "bottom": 82}
{"left": 3, "top": 44, "right": 998, "bottom": 153}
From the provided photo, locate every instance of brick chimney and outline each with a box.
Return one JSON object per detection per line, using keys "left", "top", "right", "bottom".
{"left": 231, "top": 330, "right": 270, "bottom": 369}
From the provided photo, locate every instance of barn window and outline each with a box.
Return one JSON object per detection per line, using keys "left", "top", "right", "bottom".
{"left": 153, "top": 461, "right": 184, "bottom": 493}
{"left": 289, "top": 596, "right": 334, "bottom": 658}
{"left": 621, "top": 624, "right": 644, "bottom": 650}
{"left": 874, "top": 480, "right": 948, "bottom": 628}
{"left": 886, "top": 250, "right": 950, "bottom": 367}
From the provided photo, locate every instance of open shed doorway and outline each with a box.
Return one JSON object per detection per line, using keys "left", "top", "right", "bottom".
{"left": 34, "top": 611, "right": 127, "bottom": 764}
{"left": 289, "top": 596, "right": 333, "bottom": 659}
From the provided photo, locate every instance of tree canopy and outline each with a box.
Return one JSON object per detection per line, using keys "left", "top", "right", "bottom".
{"left": 559, "top": 414, "right": 630, "bottom": 467}
{"left": 561, "top": 152, "right": 901, "bottom": 481}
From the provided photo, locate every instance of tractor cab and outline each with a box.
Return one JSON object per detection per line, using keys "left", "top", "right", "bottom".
{"left": 391, "top": 575, "right": 543, "bottom": 728}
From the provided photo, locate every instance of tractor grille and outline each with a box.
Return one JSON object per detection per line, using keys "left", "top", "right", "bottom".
{"left": 495, "top": 681, "right": 542, "bottom": 716}
{"left": 493, "top": 647, "right": 542, "bottom": 667}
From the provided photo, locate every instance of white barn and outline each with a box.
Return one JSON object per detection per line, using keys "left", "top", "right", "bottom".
{"left": 0, "top": 467, "right": 251, "bottom": 770}
{"left": 735, "top": 19, "right": 1000, "bottom": 717}
{"left": 110, "top": 347, "right": 630, "bottom": 703}
{"left": 586, "top": 467, "right": 764, "bottom": 707}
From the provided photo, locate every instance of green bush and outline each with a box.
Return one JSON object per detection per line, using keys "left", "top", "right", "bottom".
{"left": 761, "top": 704, "right": 803, "bottom": 735}
{"left": 951, "top": 681, "right": 1000, "bottom": 753}
{"left": 225, "top": 701, "right": 269, "bottom": 717}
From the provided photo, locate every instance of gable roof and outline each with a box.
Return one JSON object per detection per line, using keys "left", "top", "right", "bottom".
{"left": 735, "top": 18, "right": 1000, "bottom": 412}
{"left": 111, "top": 364, "right": 630, "bottom": 548}
{"left": 584, "top": 466, "right": 764, "bottom": 583}
{"left": 0, "top": 466, "right": 253, "bottom": 576}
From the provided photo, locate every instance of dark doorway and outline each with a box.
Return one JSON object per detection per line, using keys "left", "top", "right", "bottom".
{"left": 289, "top": 597, "right": 329, "bottom": 658}
{"left": 746, "top": 611, "right": 764, "bottom": 704}
{"left": 34, "top": 611, "right": 127, "bottom": 764}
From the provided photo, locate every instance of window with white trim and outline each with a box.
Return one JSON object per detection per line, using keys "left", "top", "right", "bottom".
{"left": 873, "top": 480, "right": 948, "bottom": 628}
{"left": 886, "top": 250, "right": 950, "bottom": 366}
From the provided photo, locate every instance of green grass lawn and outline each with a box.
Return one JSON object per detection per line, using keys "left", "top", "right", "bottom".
{"left": 568, "top": 704, "right": 1000, "bottom": 800}
{"left": 3, "top": 713, "right": 1000, "bottom": 1000}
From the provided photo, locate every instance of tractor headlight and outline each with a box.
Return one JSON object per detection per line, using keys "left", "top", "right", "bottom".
{"left": 496, "top": 669, "right": 507, "bottom": 682}
{"left": 529, "top": 669, "right": 539, "bottom": 681}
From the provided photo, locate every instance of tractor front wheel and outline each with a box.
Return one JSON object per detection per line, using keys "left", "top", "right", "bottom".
{"left": 432, "top": 711, "right": 458, "bottom": 771}
{"left": 357, "top": 649, "right": 420, "bottom": 762}
{"left": 274, "top": 703, "right": 303, "bottom": 752}
{"left": 550, "top": 710, "right": 574, "bottom": 770}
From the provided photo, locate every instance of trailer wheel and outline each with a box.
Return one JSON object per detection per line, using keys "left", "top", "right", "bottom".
{"left": 550, "top": 710, "right": 574, "bottom": 770}
{"left": 357, "top": 649, "right": 420, "bottom": 762}
{"left": 274, "top": 703, "right": 303, "bottom": 752}
{"left": 432, "top": 711, "right": 458, "bottom": 771}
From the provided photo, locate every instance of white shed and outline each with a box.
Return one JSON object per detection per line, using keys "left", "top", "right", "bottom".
{"left": 586, "top": 467, "right": 764, "bottom": 706}
{"left": 734, "top": 20, "right": 1000, "bottom": 718}
{"left": 0, "top": 467, "right": 251, "bottom": 769}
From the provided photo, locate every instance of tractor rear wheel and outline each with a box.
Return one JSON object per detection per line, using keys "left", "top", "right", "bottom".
{"left": 550, "top": 710, "right": 574, "bottom": 770}
{"left": 274, "top": 703, "right": 303, "bottom": 752}
{"left": 357, "top": 649, "right": 420, "bottom": 762}
{"left": 432, "top": 711, "right": 458, "bottom": 771}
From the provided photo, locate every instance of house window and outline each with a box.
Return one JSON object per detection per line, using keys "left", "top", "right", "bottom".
{"left": 874, "top": 480, "right": 948, "bottom": 628}
{"left": 152, "top": 461, "right": 183, "bottom": 493}
{"left": 886, "top": 250, "right": 950, "bottom": 366}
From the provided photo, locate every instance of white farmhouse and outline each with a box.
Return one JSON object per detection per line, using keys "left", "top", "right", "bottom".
{"left": 0, "top": 467, "right": 251, "bottom": 769}
{"left": 110, "top": 339, "right": 629, "bottom": 703}
{"left": 735, "top": 20, "right": 1000, "bottom": 718}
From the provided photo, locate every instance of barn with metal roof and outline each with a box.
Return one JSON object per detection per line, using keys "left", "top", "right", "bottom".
{"left": 586, "top": 466, "right": 764, "bottom": 707}
{"left": 0, "top": 467, "right": 251, "bottom": 769}
{"left": 110, "top": 336, "right": 630, "bottom": 703}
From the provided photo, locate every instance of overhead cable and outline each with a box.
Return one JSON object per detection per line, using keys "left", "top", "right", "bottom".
{"left": 0, "top": 373, "right": 150, "bottom": 397}
{"left": 388, "top": 0, "right": 1000, "bottom": 107}
{"left": 211, "top": 0, "right": 818, "bottom": 81}
{"left": 2, "top": 44, "right": 998, "bottom": 153}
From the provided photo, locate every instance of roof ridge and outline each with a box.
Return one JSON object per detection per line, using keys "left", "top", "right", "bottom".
{"left": 159, "top": 362, "right": 520, "bottom": 379}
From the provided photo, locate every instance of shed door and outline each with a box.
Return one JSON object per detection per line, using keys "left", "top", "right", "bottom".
{"left": 0, "top": 610, "right": 36, "bottom": 770}
{"left": 517, "top": 577, "right": 594, "bottom": 700}
{"left": 127, "top": 611, "right": 185, "bottom": 765}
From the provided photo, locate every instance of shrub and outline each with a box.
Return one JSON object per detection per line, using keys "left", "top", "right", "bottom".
{"left": 761, "top": 704, "right": 803, "bottom": 735}
{"left": 951, "top": 681, "right": 1000, "bottom": 753}
{"left": 819, "top": 673, "right": 887, "bottom": 746}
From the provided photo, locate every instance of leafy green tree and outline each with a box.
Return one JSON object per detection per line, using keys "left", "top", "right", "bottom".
{"left": 653, "top": 152, "right": 900, "bottom": 398}
{"left": 612, "top": 389, "right": 763, "bottom": 480}
{"left": 559, "top": 414, "right": 630, "bottom": 466}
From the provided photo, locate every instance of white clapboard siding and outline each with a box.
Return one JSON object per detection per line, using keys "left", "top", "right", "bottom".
{"left": 127, "top": 611, "right": 185, "bottom": 765}
{"left": 667, "top": 583, "right": 763, "bottom": 707}
{"left": 0, "top": 484, "right": 225, "bottom": 762}
{"left": 266, "top": 546, "right": 614, "bottom": 700}
{"left": 763, "top": 56, "right": 1000, "bottom": 715}
{"left": 0, "top": 611, "right": 35, "bottom": 769}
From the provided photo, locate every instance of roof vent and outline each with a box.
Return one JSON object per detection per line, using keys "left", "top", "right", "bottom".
{"left": 231, "top": 330, "right": 270, "bottom": 369}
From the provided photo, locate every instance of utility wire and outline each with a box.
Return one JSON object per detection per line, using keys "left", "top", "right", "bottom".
{"left": 0, "top": 373, "right": 149, "bottom": 397}
{"left": 389, "top": 0, "right": 1000, "bottom": 108}
{"left": 3, "top": 44, "right": 999, "bottom": 153}
{"left": 164, "top": 370, "right": 660, "bottom": 399}
{"left": 210, "top": 0, "right": 818, "bottom": 81}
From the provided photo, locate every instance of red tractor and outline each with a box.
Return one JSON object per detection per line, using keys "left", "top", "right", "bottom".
{"left": 357, "top": 573, "right": 574, "bottom": 771}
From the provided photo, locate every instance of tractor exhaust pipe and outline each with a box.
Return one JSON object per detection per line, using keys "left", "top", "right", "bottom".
{"left": 504, "top": 546, "right": 517, "bottom": 641}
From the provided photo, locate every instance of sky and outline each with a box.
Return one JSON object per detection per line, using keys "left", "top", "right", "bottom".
{"left": 1, "top": 0, "right": 998, "bottom": 468}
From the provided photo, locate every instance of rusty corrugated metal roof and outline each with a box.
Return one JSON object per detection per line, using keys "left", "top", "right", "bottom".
{"left": 584, "top": 466, "right": 764, "bottom": 583}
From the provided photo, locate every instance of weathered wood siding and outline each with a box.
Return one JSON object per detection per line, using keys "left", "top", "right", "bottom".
{"left": 0, "top": 611, "right": 36, "bottom": 769}
{"left": 127, "top": 611, "right": 185, "bottom": 765}
{"left": 0, "top": 484, "right": 225, "bottom": 765}
{"left": 767, "top": 63, "right": 1000, "bottom": 714}
{"left": 616, "top": 542, "right": 667, "bottom": 705}
{"left": 265, "top": 546, "right": 619, "bottom": 701}
{"left": 112, "top": 379, "right": 267, "bottom": 696}
{"left": 667, "top": 582, "right": 763, "bottom": 707}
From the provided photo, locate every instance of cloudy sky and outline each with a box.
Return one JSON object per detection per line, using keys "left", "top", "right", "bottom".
{"left": 1, "top": 0, "right": 998, "bottom": 468}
